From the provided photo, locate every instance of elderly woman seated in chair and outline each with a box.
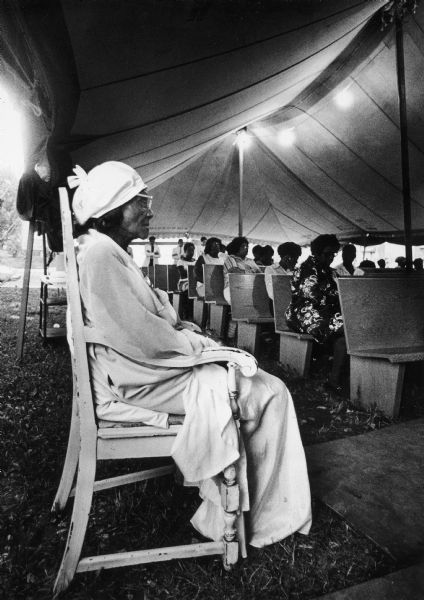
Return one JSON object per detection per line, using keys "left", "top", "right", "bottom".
{"left": 68, "top": 161, "right": 311, "bottom": 548}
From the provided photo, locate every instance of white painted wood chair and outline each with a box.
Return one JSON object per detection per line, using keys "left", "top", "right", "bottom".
{"left": 52, "top": 188, "right": 257, "bottom": 596}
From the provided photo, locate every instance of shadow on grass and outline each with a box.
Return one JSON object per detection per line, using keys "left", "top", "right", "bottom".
{"left": 1, "top": 289, "right": 413, "bottom": 600}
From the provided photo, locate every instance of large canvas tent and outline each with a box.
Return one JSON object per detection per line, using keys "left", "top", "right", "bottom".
{"left": 1, "top": 0, "right": 424, "bottom": 245}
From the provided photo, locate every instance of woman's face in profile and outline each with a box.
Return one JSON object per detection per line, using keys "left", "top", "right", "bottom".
{"left": 121, "top": 196, "right": 153, "bottom": 240}
{"left": 318, "top": 246, "right": 337, "bottom": 268}
{"left": 237, "top": 242, "right": 249, "bottom": 260}
{"left": 208, "top": 241, "right": 220, "bottom": 258}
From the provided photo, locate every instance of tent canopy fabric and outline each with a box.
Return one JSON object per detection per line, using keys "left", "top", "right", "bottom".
{"left": 1, "top": 0, "right": 423, "bottom": 245}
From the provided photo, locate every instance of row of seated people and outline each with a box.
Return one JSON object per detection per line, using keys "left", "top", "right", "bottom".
{"left": 184, "top": 235, "right": 362, "bottom": 392}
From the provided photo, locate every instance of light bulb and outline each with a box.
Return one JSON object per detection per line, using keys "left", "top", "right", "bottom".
{"left": 278, "top": 128, "right": 296, "bottom": 147}
{"left": 235, "top": 129, "right": 251, "bottom": 149}
{"left": 334, "top": 88, "right": 354, "bottom": 110}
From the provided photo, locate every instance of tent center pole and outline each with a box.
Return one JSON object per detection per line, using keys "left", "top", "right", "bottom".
{"left": 395, "top": 13, "right": 413, "bottom": 270}
{"left": 238, "top": 142, "right": 244, "bottom": 237}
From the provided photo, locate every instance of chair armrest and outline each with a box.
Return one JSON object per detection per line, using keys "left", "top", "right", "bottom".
{"left": 83, "top": 326, "right": 257, "bottom": 376}
{"left": 140, "top": 347, "right": 257, "bottom": 376}
{"left": 188, "top": 346, "right": 257, "bottom": 377}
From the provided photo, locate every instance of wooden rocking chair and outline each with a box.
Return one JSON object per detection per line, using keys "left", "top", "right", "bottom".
{"left": 52, "top": 188, "right": 257, "bottom": 596}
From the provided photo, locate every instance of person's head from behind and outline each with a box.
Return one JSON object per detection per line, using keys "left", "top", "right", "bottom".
{"left": 204, "top": 237, "right": 221, "bottom": 258}
{"left": 262, "top": 245, "right": 274, "bottom": 266}
{"left": 70, "top": 161, "right": 153, "bottom": 248}
{"left": 278, "top": 242, "right": 302, "bottom": 271}
{"left": 227, "top": 237, "right": 249, "bottom": 259}
{"left": 252, "top": 244, "right": 263, "bottom": 263}
{"left": 342, "top": 244, "right": 356, "bottom": 266}
{"left": 395, "top": 256, "right": 406, "bottom": 269}
{"left": 359, "top": 259, "right": 376, "bottom": 269}
{"left": 183, "top": 242, "right": 195, "bottom": 260}
{"left": 377, "top": 258, "right": 386, "bottom": 269}
{"left": 413, "top": 257, "right": 423, "bottom": 271}
{"left": 310, "top": 234, "right": 340, "bottom": 268}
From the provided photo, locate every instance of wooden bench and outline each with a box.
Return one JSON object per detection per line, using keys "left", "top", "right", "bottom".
{"left": 337, "top": 275, "right": 424, "bottom": 417}
{"left": 204, "top": 264, "right": 230, "bottom": 338}
{"left": 164, "top": 264, "right": 181, "bottom": 315}
{"left": 188, "top": 264, "right": 207, "bottom": 327}
{"left": 153, "top": 264, "right": 168, "bottom": 290}
{"left": 271, "top": 275, "right": 314, "bottom": 377}
{"left": 228, "top": 273, "right": 274, "bottom": 355}
{"left": 141, "top": 265, "right": 154, "bottom": 282}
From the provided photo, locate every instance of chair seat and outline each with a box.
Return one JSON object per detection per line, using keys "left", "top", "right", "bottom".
{"left": 98, "top": 414, "right": 185, "bottom": 430}
{"left": 97, "top": 424, "right": 182, "bottom": 439}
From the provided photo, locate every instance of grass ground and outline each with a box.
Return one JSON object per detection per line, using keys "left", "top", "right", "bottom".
{"left": 2, "top": 288, "right": 423, "bottom": 600}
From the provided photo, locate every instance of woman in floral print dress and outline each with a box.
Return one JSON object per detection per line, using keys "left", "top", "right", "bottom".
{"left": 285, "top": 234, "right": 346, "bottom": 390}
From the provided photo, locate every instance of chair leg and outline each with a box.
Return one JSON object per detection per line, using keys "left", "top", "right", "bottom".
{"left": 53, "top": 437, "right": 96, "bottom": 597}
{"left": 52, "top": 394, "right": 80, "bottom": 513}
{"left": 221, "top": 463, "right": 240, "bottom": 570}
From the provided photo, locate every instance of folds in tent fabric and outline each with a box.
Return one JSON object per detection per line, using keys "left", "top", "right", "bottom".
{"left": 2, "top": 1, "right": 424, "bottom": 244}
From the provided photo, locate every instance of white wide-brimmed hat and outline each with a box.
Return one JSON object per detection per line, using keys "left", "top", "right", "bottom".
{"left": 68, "top": 161, "right": 150, "bottom": 225}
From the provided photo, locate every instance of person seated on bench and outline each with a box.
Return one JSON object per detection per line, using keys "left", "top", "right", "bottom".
{"left": 176, "top": 242, "right": 196, "bottom": 320}
{"left": 265, "top": 242, "right": 302, "bottom": 301}
{"left": 334, "top": 244, "right": 364, "bottom": 277}
{"left": 223, "top": 237, "right": 262, "bottom": 341}
{"left": 223, "top": 237, "right": 262, "bottom": 304}
{"left": 359, "top": 259, "right": 376, "bottom": 269}
{"left": 413, "top": 257, "right": 423, "bottom": 271}
{"left": 194, "top": 236, "right": 223, "bottom": 298}
{"left": 285, "top": 234, "right": 347, "bottom": 391}
{"left": 377, "top": 258, "right": 386, "bottom": 270}
{"left": 252, "top": 244, "right": 264, "bottom": 266}
{"left": 262, "top": 244, "right": 275, "bottom": 267}
{"left": 69, "top": 161, "right": 312, "bottom": 549}
{"left": 395, "top": 256, "right": 407, "bottom": 270}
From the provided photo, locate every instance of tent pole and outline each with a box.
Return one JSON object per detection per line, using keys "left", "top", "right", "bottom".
{"left": 16, "top": 220, "right": 35, "bottom": 361}
{"left": 238, "top": 142, "right": 244, "bottom": 237}
{"left": 395, "top": 14, "right": 413, "bottom": 270}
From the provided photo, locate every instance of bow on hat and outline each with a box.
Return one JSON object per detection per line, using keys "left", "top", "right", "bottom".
{"left": 67, "top": 165, "right": 88, "bottom": 190}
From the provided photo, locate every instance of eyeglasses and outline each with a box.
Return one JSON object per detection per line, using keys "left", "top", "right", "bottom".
{"left": 135, "top": 193, "right": 153, "bottom": 210}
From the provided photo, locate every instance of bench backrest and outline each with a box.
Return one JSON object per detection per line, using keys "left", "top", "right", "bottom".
{"left": 153, "top": 264, "right": 168, "bottom": 290}
{"left": 187, "top": 265, "right": 198, "bottom": 298}
{"left": 204, "top": 264, "right": 227, "bottom": 304}
{"left": 361, "top": 268, "right": 422, "bottom": 277}
{"left": 167, "top": 265, "right": 180, "bottom": 292}
{"left": 337, "top": 276, "right": 424, "bottom": 353}
{"left": 271, "top": 274, "right": 292, "bottom": 332}
{"left": 229, "top": 273, "right": 272, "bottom": 320}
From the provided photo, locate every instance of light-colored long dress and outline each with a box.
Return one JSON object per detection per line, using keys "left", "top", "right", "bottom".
{"left": 77, "top": 230, "right": 312, "bottom": 547}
